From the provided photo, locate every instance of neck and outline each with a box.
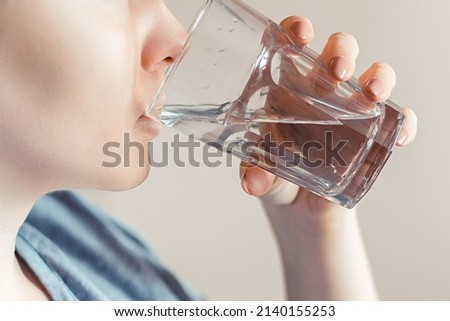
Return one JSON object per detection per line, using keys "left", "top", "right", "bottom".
{"left": 0, "top": 196, "right": 35, "bottom": 256}
{"left": 0, "top": 163, "right": 48, "bottom": 299}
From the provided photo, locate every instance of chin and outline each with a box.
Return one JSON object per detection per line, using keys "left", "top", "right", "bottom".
{"left": 96, "top": 164, "right": 152, "bottom": 191}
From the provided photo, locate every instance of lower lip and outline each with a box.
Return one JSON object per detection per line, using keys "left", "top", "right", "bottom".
{"left": 138, "top": 113, "right": 163, "bottom": 135}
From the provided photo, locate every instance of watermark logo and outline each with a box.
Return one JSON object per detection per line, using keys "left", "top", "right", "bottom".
{"left": 101, "top": 132, "right": 348, "bottom": 169}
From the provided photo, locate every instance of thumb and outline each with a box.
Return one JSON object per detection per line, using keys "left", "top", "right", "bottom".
{"left": 240, "top": 162, "right": 301, "bottom": 206}
{"left": 240, "top": 162, "right": 276, "bottom": 197}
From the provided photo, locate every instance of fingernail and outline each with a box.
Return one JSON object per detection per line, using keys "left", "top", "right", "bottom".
{"left": 366, "top": 78, "right": 385, "bottom": 97}
{"left": 241, "top": 175, "right": 252, "bottom": 195}
{"left": 290, "top": 21, "right": 313, "bottom": 41}
{"left": 329, "top": 55, "right": 350, "bottom": 80}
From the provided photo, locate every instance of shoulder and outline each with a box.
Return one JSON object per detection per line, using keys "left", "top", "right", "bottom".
{"left": 25, "top": 190, "right": 150, "bottom": 253}
{"left": 19, "top": 190, "right": 201, "bottom": 301}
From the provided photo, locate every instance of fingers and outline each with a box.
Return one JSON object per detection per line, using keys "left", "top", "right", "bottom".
{"left": 320, "top": 32, "right": 360, "bottom": 81}
{"left": 318, "top": 31, "right": 415, "bottom": 146}
{"left": 396, "top": 107, "right": 418, "bottom": 146}
{"left": 283, "top": 20, "right": 398, "bottom": 105}
{"left": 280, "top": 16, "right": 315, "bottom": 46}
{"left": 359, "top": 62, "right": 397, "bottom": 102}
{"left": 281, "top": 20, "right": 359, "bottom": 83}
{"left": 358, "top": 63, "right": 416, "bottom": 146}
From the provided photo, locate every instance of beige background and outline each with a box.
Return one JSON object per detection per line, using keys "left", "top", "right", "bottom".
{"left": 82, "top": 0, "right": 450, "bottom": 300}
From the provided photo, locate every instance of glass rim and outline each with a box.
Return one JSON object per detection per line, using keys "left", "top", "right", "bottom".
{"left": 147, "top": 0, "right": 215, "bottom": 113}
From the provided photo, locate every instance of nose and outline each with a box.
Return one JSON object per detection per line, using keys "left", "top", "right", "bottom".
{"left": 140, "top": 3, "right": 188, "bottom": 73}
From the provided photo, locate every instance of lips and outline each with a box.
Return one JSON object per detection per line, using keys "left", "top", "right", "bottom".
{"left": 138, "top": 112, "right": 160, "bottom": 123}
{"left": 137, "top": 112, "right": 163, "bottom": 137}
{"left": 135, "top": 91, "right": 167, "bottom": 137}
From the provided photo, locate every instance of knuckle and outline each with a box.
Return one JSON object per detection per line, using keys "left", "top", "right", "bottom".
{"left": 280, "top": 15, "right": 307, "bottom": 26}
{"left": 372, "top": 61, "right": 390, "bottom": 69}
{"left": 372, "top": 61, "right": 397, "bottom": 84}
{"left": 328, "top": 32, "right": 359, "bottom": 55}
{"left": 330, "top": 31, "right": 351, "bottom": 39}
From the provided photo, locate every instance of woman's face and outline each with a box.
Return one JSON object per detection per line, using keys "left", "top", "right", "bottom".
{"left": 0, "top": 1, "right": 187, "bottom": 192}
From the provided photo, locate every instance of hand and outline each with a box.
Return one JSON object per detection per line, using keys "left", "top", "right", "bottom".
{"left": 239, "top": 16, "right": 418, "bottom": 215}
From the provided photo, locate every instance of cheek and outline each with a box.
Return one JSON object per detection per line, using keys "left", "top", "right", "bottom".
{"left": 54, "top": 20, "right": 141, "bottom": 146}
{"left": 46, "top": 29, "right": 157, "bottom": 189}
{"left": 57, "top": 28, "right": 138, "bottom": 129}
{"left": 7, "top": 2, "right": 138, "bottom": 129}
{"left": 41, "top": 34, "right": 139, "bottom": 171}
{"left": 1, "top": 2, "right": 158, "bottom": 190}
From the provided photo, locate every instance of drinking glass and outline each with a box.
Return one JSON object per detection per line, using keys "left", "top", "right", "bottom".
{"left": 149, "top": 0, "right": 405, "bottom": 208}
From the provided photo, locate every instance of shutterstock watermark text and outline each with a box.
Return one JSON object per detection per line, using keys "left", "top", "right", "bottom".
{"left": 101, "top": 132, "right": 348, "bottom": 169}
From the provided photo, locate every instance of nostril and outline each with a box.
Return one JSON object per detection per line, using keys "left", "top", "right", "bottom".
{"left": 139, "top": 4, "right": 188, "bottom": 73}
{"left": 140, "top": 44, "right": 177, "bottom": 72}
{"left": 164, "top": 57, "right": 175, "bottom": 65}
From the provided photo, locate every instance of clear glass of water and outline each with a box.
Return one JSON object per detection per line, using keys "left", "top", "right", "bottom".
{"left": 149, "top": 0, "right": 405, "bottom": 208}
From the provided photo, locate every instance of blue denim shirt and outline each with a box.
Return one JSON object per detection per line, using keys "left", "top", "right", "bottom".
{"left": 16, "top": 191, "right": 201, "bottom": 301}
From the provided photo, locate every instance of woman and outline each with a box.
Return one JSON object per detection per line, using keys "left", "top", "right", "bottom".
{"left": 0, "top": 0, "right": 417, "bottom": 300}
